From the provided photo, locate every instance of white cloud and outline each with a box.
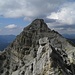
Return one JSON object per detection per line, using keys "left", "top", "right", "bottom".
{"left": 47, "top": 22, "right": 75, "bottom": 34}
{"left": 62, "top": 28, "right": 75, "bottom": 34}
{"left": 0, "top": 0, "right": 68, "bottom": 20}
{"left": 52, "top": 27, "right": 64, "bottom": 31}
{"left": 0, "top": 25, "right": 23, "bottom": 35}
{"left": 67, "top": 28, "right": 75, "bottom": 32}
{"left": 5, "top": 24, "right": 17, "bottom": 29}
{"left": 0, "top": 0, "right": 75, "bottom": 35}
{"left": 47, "top": 2, "right": 75, "bottom": 25}
{"left": 50, "top": 27, "right": 75, "bottom": 34}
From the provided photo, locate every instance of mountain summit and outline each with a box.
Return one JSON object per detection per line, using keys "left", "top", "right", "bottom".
{"left": 0, "top": 19, "right": 75, "bottom": 75}
{"left": 24, "top": 19, "right": 49, "bottom": 31}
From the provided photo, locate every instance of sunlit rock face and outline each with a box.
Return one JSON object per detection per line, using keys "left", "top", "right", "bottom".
{"left": 12, "top": 37, "right": 52, "bottom": 75}
{"left": 0, "top": 19, "right": 75, "bottom": 75}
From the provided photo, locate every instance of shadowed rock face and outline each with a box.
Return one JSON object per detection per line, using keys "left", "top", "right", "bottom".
{"left": 0, "top": 19, "right": 75, "bottom": 75}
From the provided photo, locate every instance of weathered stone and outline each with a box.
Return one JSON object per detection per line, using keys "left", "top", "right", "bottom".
{"left": 0, "top": 19, "right": 75, "bottom": 75}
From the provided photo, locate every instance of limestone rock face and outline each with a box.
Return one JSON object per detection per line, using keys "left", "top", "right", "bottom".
{"left": 0, "top": 19, "right": 75, "bottom": 75}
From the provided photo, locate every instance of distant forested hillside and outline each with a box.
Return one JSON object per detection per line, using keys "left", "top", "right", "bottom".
{"left": 0, "top": 35, "right": 16, "bottom": 51}
{"left": 62, "top": 34, "right": 75, "bottom": 44}
{"left": 68, "top": 38, "right": 75, "bottom": 44}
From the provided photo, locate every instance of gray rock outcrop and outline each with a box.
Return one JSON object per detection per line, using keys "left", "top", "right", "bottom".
{"left": 0, "top": 19, "right": 75, "bottom": 75}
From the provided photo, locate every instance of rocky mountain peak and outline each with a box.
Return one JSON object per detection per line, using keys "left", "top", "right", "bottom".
{"left": 24, "top": 19, "right": 50, "bottom": 32}
{"left": 0, "top": 19, "right": 75, "bottom": 75}
{"left": 32, "top": 19, "right": 44, "bottom": 24}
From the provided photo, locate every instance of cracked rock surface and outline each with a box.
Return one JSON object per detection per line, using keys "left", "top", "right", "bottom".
{"left": 0, "top": 19, "right": 75, "bottom": 75}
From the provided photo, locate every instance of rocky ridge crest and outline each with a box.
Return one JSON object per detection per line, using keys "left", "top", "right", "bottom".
{"left": 0, "top": 19, "right": 75, "bottom": 75}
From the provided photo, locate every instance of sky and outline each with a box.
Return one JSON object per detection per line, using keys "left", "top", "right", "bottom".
{"left": 0, "top": 0, "right": 75, "bottom": 35}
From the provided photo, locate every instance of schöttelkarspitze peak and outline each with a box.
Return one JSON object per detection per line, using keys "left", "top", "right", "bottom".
{"left": 24, "top": 19, "right": 51, "bottom": 32}
{"left": 0, "top": 19, "right": 75, "bottom": 75}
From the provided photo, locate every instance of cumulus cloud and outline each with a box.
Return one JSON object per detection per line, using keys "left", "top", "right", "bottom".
{"left": 1, "top": 24, "right": 24, "bottom": 35}
{"left": 47, "top": 22, "right": 75, "bottom": 34}
{"left": 0, "top": 0, "right": 75, "bottom": 35}
{"left": 0, "top": 0, "right": 68, "bottom": 20}
{"left": 47, "top": 2, "right": 75, "bottom": 25}
{"left": 46, "top": 2, "right": 75, "bottom": 34}
{"left": 0, "top": 0, "right": 75, "bottom": 24}
{"left": 67, "top": 28, "right": 75, "bottom": 32}
{"left": 5, "top": 24, "right": 17, "bottom": 29}
{"left": 62, "top": 28, "right": 75, "bottom": 34}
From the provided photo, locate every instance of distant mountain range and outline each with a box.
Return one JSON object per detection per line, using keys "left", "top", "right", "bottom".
{"left": 62, "top": 34, "right": 75, "bottom": 39}
{"left": 67, "top": 38, "right": 75, "bottom": 44}
{"left": 62, "top": 34, "right": 75, "bottom": 44}
{"left": 0, "top": 35, "right": 16, "bottom": 50}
